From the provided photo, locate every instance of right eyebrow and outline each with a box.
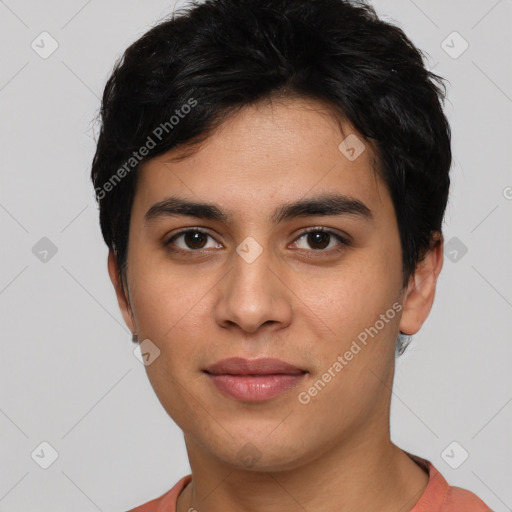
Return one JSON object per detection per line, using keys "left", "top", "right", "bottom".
{"left": 144, "top": 197, "right": 229, "bottom": 225}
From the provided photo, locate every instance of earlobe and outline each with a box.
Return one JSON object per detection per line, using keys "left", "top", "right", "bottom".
{"left": 399, "top": 234, "right": 444, "bottom": 335}
{"left": 107, "top": 250, "right": 136, "bottom": 334}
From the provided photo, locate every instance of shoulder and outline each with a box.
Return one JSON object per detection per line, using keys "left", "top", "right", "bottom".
{"left": 441, "top": 484, "right": 493, "bottom": 512}
{"left": 406, "top": 452, "right": 492, "bottom": 512}
{"left": 126, "top": 475, "right": 192, "bottom": 512}
{"left": 126, "top": 494, "right": 162, "bottom": 512}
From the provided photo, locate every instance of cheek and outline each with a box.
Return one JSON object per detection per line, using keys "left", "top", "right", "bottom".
{"left": 131, "top": 269, "right": 209, "bottom": 423}
{"left": 128, "top": 247, "right": 211, "bottom": 335}
{"left": 310, "top": 255, "right": 400, "bottom": 338}
{"left": 302, "top": 252, "right": 402, "bottom": 405}
{"left": 128, "top": 258, "right": 219, "bottom": 398}
{"left": 301, "top": 266, "right": 399, "bottom": 411}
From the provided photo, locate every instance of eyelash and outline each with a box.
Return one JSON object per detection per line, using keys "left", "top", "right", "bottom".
{"left": 164, "top": 227, "right": 351, "bottom": 256}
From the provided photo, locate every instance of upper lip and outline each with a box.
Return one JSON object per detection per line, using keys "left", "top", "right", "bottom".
{"left": 204, "top": 357, "right": 306, "bottom": 375}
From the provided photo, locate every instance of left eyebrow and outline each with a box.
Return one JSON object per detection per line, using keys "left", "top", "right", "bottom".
{"left": 143, "top": 193, "right": 373, "bottom": 226}
{"left": 271, "top": 193, "right": 373, "bottom": 223}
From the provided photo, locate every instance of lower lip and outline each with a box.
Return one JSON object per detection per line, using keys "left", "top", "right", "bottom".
{"left": 206, "top": 373, "right": 306, "bottom": 402}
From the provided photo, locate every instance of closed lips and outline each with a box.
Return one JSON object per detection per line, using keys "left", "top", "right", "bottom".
{"left": 204, "top": 357, "right": 307, "bottom": 376}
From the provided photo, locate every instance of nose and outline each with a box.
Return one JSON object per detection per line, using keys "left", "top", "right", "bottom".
{"left": 214, "top": 241, "right": 293, "bottom": 334}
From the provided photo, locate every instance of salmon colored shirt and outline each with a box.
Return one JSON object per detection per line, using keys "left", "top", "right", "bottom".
{"left": 127, "top": 452, "right": 492, "bottom": 512}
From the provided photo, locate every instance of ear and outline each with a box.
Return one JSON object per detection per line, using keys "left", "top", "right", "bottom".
{"left": 399, "top": 233, "right": 444, "bottom": 335}
{"left": 107, "top": 249, "right": 136, "bottom": 334}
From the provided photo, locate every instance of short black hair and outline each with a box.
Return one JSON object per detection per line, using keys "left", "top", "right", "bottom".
{"left": 91, "top": 0, "right": 451, "bottom": 305}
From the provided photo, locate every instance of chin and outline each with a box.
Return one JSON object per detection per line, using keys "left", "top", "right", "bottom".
{"left": 210, "top": 438, "right": 315, "bottom": 473}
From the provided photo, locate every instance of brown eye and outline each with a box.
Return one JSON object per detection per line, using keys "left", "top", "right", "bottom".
{"left": 306, "top": 231, "right": 331, "bottom": 250}
{"left": 183, "top": 231, "right": 208, "bottom": 249}
{"left": 165, "top": 229, "right": 221, "bottom": 252}
{"left": 292, "top": 228, "right": 350, "bottom": 252}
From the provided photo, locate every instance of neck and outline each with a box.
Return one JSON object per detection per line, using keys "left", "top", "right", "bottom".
{"left": 177, "top": 428, "right": 429, "bottom": 512}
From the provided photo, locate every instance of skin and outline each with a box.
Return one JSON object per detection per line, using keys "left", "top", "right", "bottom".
{"left": 108, "top": 96, "right": 443, "bottom": 512}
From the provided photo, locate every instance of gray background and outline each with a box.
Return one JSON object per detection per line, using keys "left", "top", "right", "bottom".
{"left": 0, "top": 0, "right": 511, "bottom": 510}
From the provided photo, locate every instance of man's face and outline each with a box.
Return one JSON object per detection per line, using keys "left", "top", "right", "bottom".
{"left": 116, "top": 97, "right": 409, "bottom": 470}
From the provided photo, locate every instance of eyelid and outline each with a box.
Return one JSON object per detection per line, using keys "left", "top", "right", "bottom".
{"left": 164, "top": 227, "right": 220, "bottom": 249}
{"left": 164, "top": 226, "right": 351, "bottom": 253}
{"left": 294, "top": 226, "right": 352, "bottom": 245}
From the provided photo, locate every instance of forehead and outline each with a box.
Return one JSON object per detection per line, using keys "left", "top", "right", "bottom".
{"left": 134, "top": 97, "right": 388, "bottom": 220}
